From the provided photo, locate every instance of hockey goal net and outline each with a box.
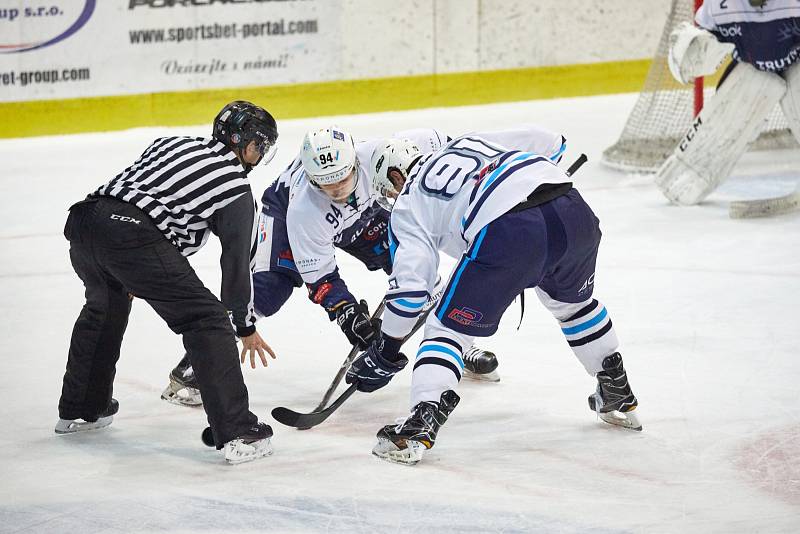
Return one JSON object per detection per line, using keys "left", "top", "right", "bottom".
{"left": 602, "top": 0, "right": 798, "bottom": 173}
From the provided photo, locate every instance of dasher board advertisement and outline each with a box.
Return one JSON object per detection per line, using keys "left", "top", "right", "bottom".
{"left": 0, "top": 0, "right": 339, "bottom": 103}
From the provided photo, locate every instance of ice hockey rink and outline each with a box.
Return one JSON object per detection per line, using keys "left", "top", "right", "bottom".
{"left": 1, "top": 93, "right": 798, "bottom": 533}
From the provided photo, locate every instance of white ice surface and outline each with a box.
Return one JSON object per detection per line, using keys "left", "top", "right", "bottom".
{"left": 0, "top": 94, "right": 799, "bottom": 533}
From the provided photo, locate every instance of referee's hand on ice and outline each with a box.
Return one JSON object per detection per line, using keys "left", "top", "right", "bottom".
{"left": 240, "top": 330, "right": 277, "bottom": 369}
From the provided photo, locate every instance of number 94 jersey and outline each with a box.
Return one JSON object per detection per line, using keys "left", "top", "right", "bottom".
{"left": 261, "top": 128, "right": 448, "bottom": 285}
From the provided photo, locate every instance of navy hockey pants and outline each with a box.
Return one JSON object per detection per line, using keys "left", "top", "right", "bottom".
{"left": 436, "top": 188, "right": 601, "bottom": 336}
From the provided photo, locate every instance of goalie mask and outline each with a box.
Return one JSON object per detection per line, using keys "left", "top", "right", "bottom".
{"left": 370, "top": 138, "right": 422, "bottom": 202}
{"left": 213, "top": 100, "right": 278, "bottom": 169}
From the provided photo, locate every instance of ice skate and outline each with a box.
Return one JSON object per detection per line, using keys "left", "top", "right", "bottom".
{"left": 373, "top": 390, "right": 460, "bottom": 465}
{"left": 222, "top": 422, "right": 274, "bottom": 465}
{"left": 161, "top": 354, "right": 202, "bottom": 407}
{"left": 462, "top": 345, "right": 500, "bottom": 382}
{"left": 588, "top": 353, "right": 642, "bottom": 431}
{"left": 55, "top": 399, "right": 119, "bottom": 434}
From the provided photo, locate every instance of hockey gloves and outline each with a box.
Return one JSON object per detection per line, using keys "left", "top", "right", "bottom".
{"left": 335, "top": 299, "right": 381, "bottom": 350}
{"left": 346, "top": 338, "right": 408, "bottom": 393}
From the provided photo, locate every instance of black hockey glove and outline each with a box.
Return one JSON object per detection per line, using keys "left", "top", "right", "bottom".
{"left": 346, "top": 338, "right": 408, "bottom": 393}
{"left": 335, "top": 299, "right": 381, "bottom": 350}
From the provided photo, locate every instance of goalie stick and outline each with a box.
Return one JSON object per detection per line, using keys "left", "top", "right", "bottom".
{"left": 270, "top": 283, "right": 445, "bottom": 430}
{"left": 729, "top": 184, "right": 800, "bottom": 219}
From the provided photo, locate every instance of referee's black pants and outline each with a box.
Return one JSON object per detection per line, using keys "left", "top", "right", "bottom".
{"left": 60, "top": 197, "right": 257, "bottom": 447}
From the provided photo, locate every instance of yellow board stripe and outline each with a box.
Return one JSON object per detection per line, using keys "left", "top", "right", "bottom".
{"left": 0, "top": 59, "right": 653, "bottom": 139}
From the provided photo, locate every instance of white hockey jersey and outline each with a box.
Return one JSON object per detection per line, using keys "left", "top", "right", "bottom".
{"left": 382, "top": 125, "right": 568, "bottom": 338}
{"left": 696, "top": 0, "right": 800, "bottom": 72}
{"left": 261, "top": 128, "right": 448, "bottom": 285}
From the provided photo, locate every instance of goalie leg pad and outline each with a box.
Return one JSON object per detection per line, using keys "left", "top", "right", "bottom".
{"left": 655, "top": 62, "right": 787, "bottom": 205}
{"left": 780, "top": 62, "right": 800, "bottom": 144}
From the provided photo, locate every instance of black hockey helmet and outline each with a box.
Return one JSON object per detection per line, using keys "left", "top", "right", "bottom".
{"left": 213, "top": 100, "right": 278, "bottom": 164}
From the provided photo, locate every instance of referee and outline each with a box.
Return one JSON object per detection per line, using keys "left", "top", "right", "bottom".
{"left": 56, "top": 101, "right": 278, "bottom": 464}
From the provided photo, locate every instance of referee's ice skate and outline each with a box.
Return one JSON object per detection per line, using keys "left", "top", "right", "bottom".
{"left": 161, "top": 354, "right": 202, "bottom": 407}
{"left": 55, "top": 399, "right": 119, "bottom": 434}
{"left": 372, "top": 390, "right": 460, "bottom": 465}
{"left": 221, "top": 422, "right": 274, "bottom": 465}
{"left": 587, "top": 353, "right": 642, "bottom": 431}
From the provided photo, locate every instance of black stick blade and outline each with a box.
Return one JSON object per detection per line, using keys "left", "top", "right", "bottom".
{"left": 271, "top": 406, "right": 309, "bottom": 428}
{"left": 271, "top": 385, "right": 357, "bottom": 429}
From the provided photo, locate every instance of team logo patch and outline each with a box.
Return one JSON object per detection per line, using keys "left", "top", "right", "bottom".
{"left": 277, "top": 249, "right": 297, "bottom": 270}
{"left": 332, "top": 130, "right": 344, "bottom": 141}
{"left": 310, "top": 282, "right": 333, "bottom": 304}
{"left": 475, "top": 159, "right": 500, "bottom": 185}
{"left": 447, "top": 307, "right": 484, "bottom": 327}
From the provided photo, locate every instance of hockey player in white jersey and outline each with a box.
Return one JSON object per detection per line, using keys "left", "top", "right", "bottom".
{"left": 162, "top": 126, "right": 499, "bottom": 406}
{"left": 345, "top": 125, "right": 641, "bottom": 465}
{"left": 656, "top": 0, "right": 800, "bottom": 205}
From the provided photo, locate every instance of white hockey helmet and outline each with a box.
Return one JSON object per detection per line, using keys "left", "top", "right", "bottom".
{"left": 370, "top": 138, "right": 421, "bottom": 197}
{"left": 301, "top": 126, "right": 358, "bottom": 188}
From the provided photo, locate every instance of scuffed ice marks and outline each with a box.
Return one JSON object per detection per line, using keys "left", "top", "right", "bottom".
{"left": 0, "top": 495, "right": 627, "bottom": 533}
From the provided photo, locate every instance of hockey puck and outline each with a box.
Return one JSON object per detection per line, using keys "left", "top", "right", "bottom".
{"left": 201, "top": 426, "right": 215, "bottom": 447}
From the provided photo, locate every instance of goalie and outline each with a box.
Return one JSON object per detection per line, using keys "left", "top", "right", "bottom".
{"left": 655, "top": 0, "right": 800, "bottom": 205}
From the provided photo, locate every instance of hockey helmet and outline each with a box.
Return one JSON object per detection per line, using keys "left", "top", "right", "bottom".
{"left": 301, "top": 126, "right": 359, "bottom": 191}
{"left": 370, "top": 138, "right": 421, "bottom": 198}
{"left": 213, "top": 100, "right": 278, "bottom": 165}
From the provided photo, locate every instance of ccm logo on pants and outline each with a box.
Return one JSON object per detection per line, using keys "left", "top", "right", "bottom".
{"left": 110, "top": 214, "right": 141, "bottom": 224}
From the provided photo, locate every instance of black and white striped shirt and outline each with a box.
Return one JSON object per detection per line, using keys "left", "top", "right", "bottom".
{"left": 93, "top": 136, "right": 258, "bottom": 333}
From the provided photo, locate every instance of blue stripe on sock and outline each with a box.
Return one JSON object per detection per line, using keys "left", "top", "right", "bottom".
{"left": 561, "top": 307, "right": 608, "bottom": 335}
{"left": 417, "top": 344, "right": 464, "bottom": 369}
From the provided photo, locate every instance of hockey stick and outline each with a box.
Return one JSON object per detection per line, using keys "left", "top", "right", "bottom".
{"left": 303, "top": 300, "right": 387, "bottom": 422}
{"left": 565, "top": 153, "right": 588, "bottom": 177}
{"left": 200, "top": 301, "right": 387, "bottom": 446}
{"left": 271, "top": 284, "right": 445, "bottom": 429}
{"left": 729, "top": 184, "right": 800, "bottom": 219}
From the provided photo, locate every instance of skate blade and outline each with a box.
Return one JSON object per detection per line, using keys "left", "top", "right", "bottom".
{"left": 463, "top": 369, "right": 501, "bottom": 383}
{"left": 223, "top": 438, "right": 273, "bottom": 464}
{"left": 598, "top": 409, "right": 642, "bottom": 432}
{"left": 372, "top": 438, "right": 425, "bottom": 465}
{"left": 161, "top": 384, "right": 203, "bottom": 407}
{"left": 54, "top": 415, "right": 113, "bottom": 434}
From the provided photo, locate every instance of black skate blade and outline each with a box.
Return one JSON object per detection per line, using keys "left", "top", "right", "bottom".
{"left": 271, "top": 384, "right": 357, "bottom": 429}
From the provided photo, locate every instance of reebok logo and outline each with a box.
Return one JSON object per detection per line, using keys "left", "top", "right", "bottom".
{"left": 110, "top": 214, "right": 141, "bottom": 224}
{"left": 717, "top": 25, "right": 742, "bottom": 38}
